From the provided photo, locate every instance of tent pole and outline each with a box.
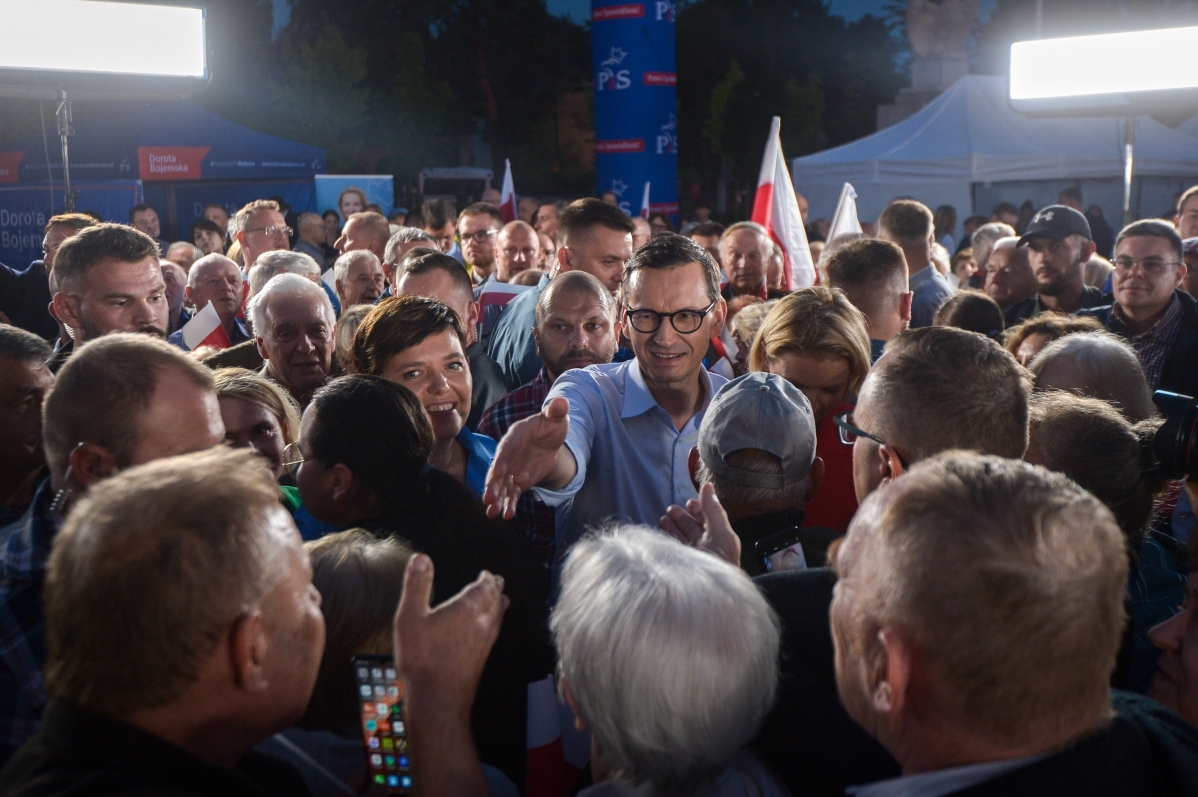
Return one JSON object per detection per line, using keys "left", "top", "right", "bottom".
{"left": 1123, "top": 116, "right": 1135, "bottom": 227}
{"left": 55, "top": 88, "right": 76, "bottom": 213}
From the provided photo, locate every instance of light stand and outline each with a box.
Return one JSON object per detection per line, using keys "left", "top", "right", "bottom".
{"left": 55, "top": 89, "right": 76, "bottom": 213}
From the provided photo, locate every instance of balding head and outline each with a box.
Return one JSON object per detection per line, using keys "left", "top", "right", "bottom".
{"left": 983, "top": 241, "right": 1036, "bottom": 310}
{"left": 832, "top": 452, "right": 1126, "bottom": 768}
{"left": 335, "top": 211, "right": 391, "bottom": 260}
{"left": 495, "top": 221, "right": 539, "bottom": 282}
{"left": 533, "top": 270, "right": 618, "bottom": 381}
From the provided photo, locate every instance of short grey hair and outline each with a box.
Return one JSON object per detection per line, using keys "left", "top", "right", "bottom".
{"left": 695, "top": 448, "right": 809, "bottom": 509}
{"left": 186, "top": 254, "right": 240, "bottom": 289}
{"left": 248, "top": 250, "right": 322, "bottom": 297}
{"left": 972, "top": 222, "right": 1017, "bottom": 266}
{"left": 720, "top": 221, "right": 771, "bottom": 253}
{"left": 551, "top": 526, "right": 780, "bottom": 793}
{"left": 247, "top": 272, "right": 335, "bottom": 338}
{"left": 333, "top": 249, "right": 381, "bottom": 285}
{"left": 166, "top": 241, "right": 201, "bottom": 260}
{"left": 384, "top": 227, "right": 437, "bottom": 265}
{"left": 1027, "top": 330, "right": 1157, "bottom": 422}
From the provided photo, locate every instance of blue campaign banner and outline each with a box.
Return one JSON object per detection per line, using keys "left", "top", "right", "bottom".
{"left": 592, "top": 0, "right": 679, "bottom": 218}
{"left": 314, "top": 175, "right": 395, "bottom": 219}
{"left": 0, "top": 181, "right": 142, "bottom": 268}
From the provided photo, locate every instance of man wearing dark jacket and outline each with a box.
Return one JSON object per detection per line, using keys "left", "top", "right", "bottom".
{"left": 1079, "top": 219, "right": 1198, "bottom": 396}
{"left": 831, "top": 452, "right": 1198, "bottom": 796}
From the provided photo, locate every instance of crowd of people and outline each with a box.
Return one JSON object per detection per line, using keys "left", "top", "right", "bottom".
{"left": 0, "top": 178, "right": 1197, "bottom": 797}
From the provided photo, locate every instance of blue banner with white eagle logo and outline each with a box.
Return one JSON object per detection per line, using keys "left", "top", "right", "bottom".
{"left": 592, "top": 0, "right": 679, "bottom": 219}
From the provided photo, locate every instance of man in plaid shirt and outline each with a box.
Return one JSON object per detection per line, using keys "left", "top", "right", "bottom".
{"left": 1081, "top": 219, "right": 1198, "bottom": 397}
{"left": 480, "top": 271, "right": 619, "bottom": 567}
{"left": 0, "top": 335, "right": 225, "bottom": 763}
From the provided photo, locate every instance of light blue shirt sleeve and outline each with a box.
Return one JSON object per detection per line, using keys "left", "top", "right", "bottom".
{"left": 530, "top": 371, "right": 597, "bottom": 507}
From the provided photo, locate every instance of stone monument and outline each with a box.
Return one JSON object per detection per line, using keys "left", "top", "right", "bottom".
{"left": 877, "top": 0, "right": 981, "bottom": 129}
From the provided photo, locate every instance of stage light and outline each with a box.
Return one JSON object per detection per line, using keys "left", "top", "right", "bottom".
{"left": 1010, "top": 26, "right": 1198, "bottom": 101}
{"left": 0, "top": 0, "right": 206, "bottom": 79}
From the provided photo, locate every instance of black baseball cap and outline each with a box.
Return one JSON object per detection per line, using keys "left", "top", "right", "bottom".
{"left": 1017, "top": 204, "right": 1092, "bottom": 246}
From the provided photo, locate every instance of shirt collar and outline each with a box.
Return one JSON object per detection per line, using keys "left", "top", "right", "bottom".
{"left": 621, "top": 358, "right": 716, "bottom": 421}
{"left": 455, "top": 426, "right": 486, "bottom": 457}
{"left": 1113, "top": 293, "right": 1181, "bottom": 339}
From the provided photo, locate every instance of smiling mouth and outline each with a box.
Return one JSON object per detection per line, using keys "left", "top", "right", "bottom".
{"left": 427, "top": 402, "right": 457, "bottom": 413}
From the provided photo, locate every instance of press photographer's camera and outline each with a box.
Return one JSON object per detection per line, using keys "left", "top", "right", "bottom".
{"left": 1152, "top": 391, "right": 1198, "bottom": 480}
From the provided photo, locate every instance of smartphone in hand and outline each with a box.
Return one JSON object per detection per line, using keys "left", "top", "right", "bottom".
{"left": 353, "top": 654, "right": 412, "bottom": 794}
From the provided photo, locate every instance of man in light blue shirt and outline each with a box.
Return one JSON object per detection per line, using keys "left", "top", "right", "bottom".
{"left": 484, "top": 233, "right": 727, "bottom": 566}
{"left": 486, "top": 199, "right": 634, "bottom": 387}
{"left": 879, "top": 200, "right": 953, "bottom": 328}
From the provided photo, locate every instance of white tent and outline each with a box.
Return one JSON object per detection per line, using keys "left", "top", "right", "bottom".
{"left": 792, "top": 75, "right": 1198, "bottom": 226}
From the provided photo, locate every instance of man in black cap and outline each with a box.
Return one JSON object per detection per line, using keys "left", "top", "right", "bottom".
{"left": 1005, "top": 204, "right": 1106, "bottom": 326}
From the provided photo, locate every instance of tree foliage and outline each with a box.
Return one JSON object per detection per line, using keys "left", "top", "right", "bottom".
{"left": 676, "top": 0, "right": 905, "bottom": 195}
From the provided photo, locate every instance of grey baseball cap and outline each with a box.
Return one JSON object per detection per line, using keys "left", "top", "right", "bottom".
{"left": 699, "top": 372, "right": 817, "bottom": 490}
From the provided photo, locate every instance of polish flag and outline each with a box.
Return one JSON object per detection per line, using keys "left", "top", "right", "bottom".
{"left": 640, "top": 181, "right": 651, "bottom": 220}
{"left": 751, "top": 117, "right": 815, "bottom": 289}
{"left": 827, "top": 182, "right": 863, "bottom": 241}
{"left": 499, "top": 159, "right": 517, "bottom": 223}
{"left": 526, "top": 676, "right": 589, "bottom": 797}
{"left": 181, "top": 301, "right": 232, "bottom": 351}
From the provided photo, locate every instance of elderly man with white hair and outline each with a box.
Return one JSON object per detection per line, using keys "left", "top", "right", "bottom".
{"left": 554, "top": 526, "right": 785, "bottom": 796}
{"left": 1026, "top": 330, "right": 1158, "bottom": 422}
{"left": 247, "top": 272, "right": 335, "bottom": 407}
{"left": 167, "top": 254, "right": 249, "bottom": 352}
{"left": 332, "top": 249, "right": 386, "bottom": 310}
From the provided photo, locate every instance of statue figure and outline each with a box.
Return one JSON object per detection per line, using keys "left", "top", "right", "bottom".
{"left": 906, "top": 0, "right": 981, "bottom": 58}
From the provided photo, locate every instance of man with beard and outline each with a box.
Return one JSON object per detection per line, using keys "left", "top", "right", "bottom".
{"left": 168, "top": 255, "right": 250, "bottom": 352}
{"left": 49, "top": 224, "right": 168, "bottom": 366}
{"left": 1006, "top": 205, "right": 1105, "bottom": 324}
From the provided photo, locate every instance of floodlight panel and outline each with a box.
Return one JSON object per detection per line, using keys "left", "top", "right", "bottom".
{"left": 0, "top": 0, "right": 205, "bottom": 79}
{"left": 1011, "top": 26, "right": 1198, "bottom": 100}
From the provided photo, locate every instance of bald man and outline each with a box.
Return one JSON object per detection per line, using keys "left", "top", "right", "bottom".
{"left": 494, "top": 221, "right": 540, "bottom": 283}
{"left": 168, "top": 254, "right": 251, "bottom": 352}
{"left": 334, "top": 211, "right": 390, "bottom": 261}
{"left": 293, "top": 212, "right": 330, "bottom": 268}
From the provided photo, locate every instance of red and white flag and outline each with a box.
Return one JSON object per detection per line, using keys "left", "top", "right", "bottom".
{"left": 751, "top": 116, "right": 815, "bottom": 289}
{"left": 499, "top": 159, "right": 517, "bottom": 223}
{"left": 526, "top": 676, "right": 589, "bottom": 797}
{"left": 640, "top": 181, "right": 651, "bottom": 220}
{"left": 181, "top": 301, "right": 232, "bottom": 351}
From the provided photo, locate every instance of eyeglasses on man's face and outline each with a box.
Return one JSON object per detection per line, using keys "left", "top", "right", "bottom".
{"left": 834, "top": 411, "right": 908, "bottom": 468}
{"left": 623, "top": 300, "right": 717, "bottom": 334}
{"left": 1112, "top": 257, "right": 1181, "bottom": 276}
{"left": 460, "top": 230, "right": 498, "bottom": 244}
{"left": 247, "top": 225, "right": 293, "bottom": 239}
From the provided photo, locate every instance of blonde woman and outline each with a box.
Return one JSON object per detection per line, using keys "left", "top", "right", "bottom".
{"left": 750, "top": 286, "right": 871, "bottom": 532}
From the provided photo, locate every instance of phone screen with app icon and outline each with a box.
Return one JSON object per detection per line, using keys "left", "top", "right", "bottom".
{"left": 353, "top": 654, "right": 411, "bottom": 794}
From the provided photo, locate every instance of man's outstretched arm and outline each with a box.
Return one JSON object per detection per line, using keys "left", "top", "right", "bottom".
{"left": 483, "top": 397, "right": 578, "bottom": 519}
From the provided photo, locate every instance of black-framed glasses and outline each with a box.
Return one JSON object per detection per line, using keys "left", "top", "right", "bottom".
{"left": 282, "top": 442, "right": 305, "bottom": 479}
{"left": 624, "top": 300, "right": 718, "bottom": 334}
{"left": 834, "top": 411, "right": 909, "bottom": 468}
{"left": 246, "top": 225, "right": 294, "bottom": 238}
{"left": 460, "top": 230, "right": 498, "bottom": 243}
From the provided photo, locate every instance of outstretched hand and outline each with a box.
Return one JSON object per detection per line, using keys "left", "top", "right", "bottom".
{"left": 660, "top": 482, "right": 742, "bottom": 567}
{"left": 483, "top": 397, "right": 571, "bottom": 519}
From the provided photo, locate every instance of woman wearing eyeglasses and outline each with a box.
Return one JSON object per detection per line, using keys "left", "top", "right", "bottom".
{"left": 750, "top": 287, "right": 872, "bottom": 533}
{"left": 212, "top": 367, "right": 338, "bottom": 540}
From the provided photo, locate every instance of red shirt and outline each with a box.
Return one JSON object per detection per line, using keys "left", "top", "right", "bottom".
{"left": 803, "top": 404, "right": 858, "bottom": 534}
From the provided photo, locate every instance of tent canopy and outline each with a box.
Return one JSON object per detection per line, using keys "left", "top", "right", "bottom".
{"left": 0, "top": 100, "right": 325, "bottom": 185}
{"left": 793, "top": 75, "right": 1198, "bottom": 223}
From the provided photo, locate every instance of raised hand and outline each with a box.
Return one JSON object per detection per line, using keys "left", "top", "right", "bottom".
{"left": 483, "top": 397, "right": 573, "bottom": 519}
{"left": 392, "top": 554, "right": 509, "bottom": 797}
{"left": 660, "top": 482, "right": 742, "bottom": 567}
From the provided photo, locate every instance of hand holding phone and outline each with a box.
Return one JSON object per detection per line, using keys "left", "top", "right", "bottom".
{"left": 353, "top": 654, "right": 411, "bottom": 794}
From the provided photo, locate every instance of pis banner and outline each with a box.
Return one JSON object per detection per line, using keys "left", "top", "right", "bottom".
{"left": 592, "top": 0, "right": 678, "bottom": 219}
